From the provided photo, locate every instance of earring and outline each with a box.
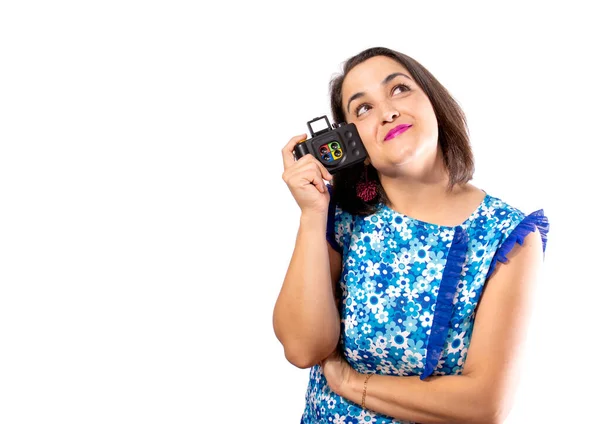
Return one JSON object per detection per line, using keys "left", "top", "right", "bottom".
{"left": 356, "top": 165, "right": 378, "bottom": 202}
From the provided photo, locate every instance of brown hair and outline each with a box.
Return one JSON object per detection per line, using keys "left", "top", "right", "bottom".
{"left": 329, "top": 47, "right": 474, "bottom": 215}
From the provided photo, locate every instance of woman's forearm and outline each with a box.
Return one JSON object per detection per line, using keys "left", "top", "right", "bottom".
{"left": 339, "top": 372, "right": 498, "bottom": 424}
{"left": 273, "top": 212, "right": 340, "bottom": 368}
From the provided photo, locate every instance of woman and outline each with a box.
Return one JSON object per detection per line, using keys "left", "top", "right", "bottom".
{"left": 273, "top": 46, "right": 548, "bottom": 424}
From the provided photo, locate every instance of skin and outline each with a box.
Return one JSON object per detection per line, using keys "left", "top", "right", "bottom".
{"left": 315, "top": 56, "right": 545, "bottom": 423}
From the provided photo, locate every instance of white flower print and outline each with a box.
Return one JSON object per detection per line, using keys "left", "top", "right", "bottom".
{"left": 397, "top": 277, "right": 410, "bottom": 288}
{"left": 413, "top": 242, "right": 432, "bottom": 264}
{"left": 343, "top": 313, "right": 358, "bottom": 330}
{"left": 390, "top": 329, "right": 411, "bottom": 350}
{"left": 460, "top": 266, "right": 469, "bottom": 277}
{"left": 345, "top": 348, "right": 360, "bottom": 362}
{"left": 440, "top": 228, "right": 453, "bottom": 242}
{"left": 480, "top": 204, "right": 495, "bottom": 218}
{"left": 344, "top": 296, "right": 358, "bottom": 313}
{"left": 424, "top": 261, "right": 444, "bottom": 280}
{"left": 358, "top": 410, "right": 377, "bottom": 423}
{"left": 333, "top": 414, "right": 347, "bottom": 424}
{"left": 391, "top": 259, "right": 410, "bottom": 276}
{"left": 397, "top": 247, "right": 412, "bottom": 264}
{"left": 459, "top": 287, "right": 476, "bottom": 303}
{"left": 385, "top": 284, "right": 402, "bottom": 298}
{"left": 448, "top": 330, "right": 467, "bottom": 354}
{"left": 402, "top": 350, "right": 424, "bottom": 368}
{"left": 369, "top": 341, "right": 389, "bottom": 359}
{"left": 365, "top": 292, "right": 384, "bottom": 313}
{"left": 327, "top": 397, "right": 336, "bottom": 409}
{"left": 390, "top": 217, "right": 407, "bottom": 233}
{"left": 399, "top": 227, "right": 413, "bottom": 240}
{"left": 375, "top": 309, "right": 389, "bottom": 324}
{"left": 356, "top": 244, "right": 367, "bottom": 258}
{"left": 413, "top": 275, "right": 431, "bottom": 294}
{"left": 365, "top": 260, "right": 381, "bottom": 277}
{"left": 419, "top": 311, "right": 434, "bottom": 328}
{"left": 354, "top": 288, "right": 366, "bottom": 301}
{"left": 403, "top": 288, "right": 420, "bottom": 302}
{"left": 363, "top": 280, "right": 375, "bottom": 291}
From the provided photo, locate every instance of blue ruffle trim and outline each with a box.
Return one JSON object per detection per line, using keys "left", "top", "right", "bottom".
{"left": 486, "top": 209, "right": 549, "bottom": 279}
{"left": 325, "top": 184, "right": 343, "bottom": 254}
{"left": 421, "top": 226, "right": 469, "bottom": 380}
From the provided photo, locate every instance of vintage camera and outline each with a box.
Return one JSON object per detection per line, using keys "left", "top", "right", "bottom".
{"left": 293, "top": 115, "right": 367, "bottom": 174}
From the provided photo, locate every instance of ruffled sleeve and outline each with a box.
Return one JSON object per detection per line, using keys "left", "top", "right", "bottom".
{"left": 486, "top": 209, "right": 549, "bottom": 279}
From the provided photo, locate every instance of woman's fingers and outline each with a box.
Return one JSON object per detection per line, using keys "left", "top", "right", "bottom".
{"left": 282, "top": 133, "right": 307, "bottom": 170}
{"left": 287, "top": 157, "right": 331, "bottom": 193}
{"left": 280, "top": 134, "right": 333, "bottom": 212}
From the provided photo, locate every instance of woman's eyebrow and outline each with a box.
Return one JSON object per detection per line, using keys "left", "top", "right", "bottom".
{"left": 346, "top": 72, "right": 412, "bottom": 113}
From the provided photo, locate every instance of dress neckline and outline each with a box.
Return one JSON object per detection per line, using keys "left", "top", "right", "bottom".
{"left": 377, "top": 191, "right": 489, "bottom": 230}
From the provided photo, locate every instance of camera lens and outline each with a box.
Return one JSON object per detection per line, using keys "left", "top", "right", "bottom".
{"left": 322, "top": 153, "right": 332, "bottom": 162}
{"left": 333, "top": 149, "right": 342, "bottom": 158}
{"left": 320, "top": 146, "right": 329, "bottom": 155}
{"left": 330, "top": 142, "right": 340, "bottom": 150}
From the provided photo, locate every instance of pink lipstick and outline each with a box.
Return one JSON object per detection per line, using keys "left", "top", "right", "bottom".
{"left": 384, "top": 124, "right": 412, "bottom": 141}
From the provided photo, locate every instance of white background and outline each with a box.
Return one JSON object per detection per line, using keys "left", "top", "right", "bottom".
{"left": 1, "top": 1, "right": 598, "bottom": 422}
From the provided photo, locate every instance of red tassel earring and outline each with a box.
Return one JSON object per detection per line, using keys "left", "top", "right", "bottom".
{"left": 356, "top": 165, "right": 378, "bottom": 202}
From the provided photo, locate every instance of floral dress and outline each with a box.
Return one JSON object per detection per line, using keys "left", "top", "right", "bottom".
{"left": 300, "top": 187, "right": 549, "bottom": 424}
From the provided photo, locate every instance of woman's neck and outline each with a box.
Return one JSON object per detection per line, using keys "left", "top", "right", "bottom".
{"left": 380, "top": 176, "right": 457, "bottom": 214}
{"left": 377, "top": 148, "right": 456, "bottom": 212}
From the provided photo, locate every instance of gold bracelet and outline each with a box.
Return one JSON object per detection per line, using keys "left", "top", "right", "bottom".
{"left": 361, "top": 373, "right": 374, "bottom": 409}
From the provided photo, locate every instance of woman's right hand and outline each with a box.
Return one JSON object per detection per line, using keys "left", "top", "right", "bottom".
{"left": 282, "top": 134, "right": 333, "bottom": 215}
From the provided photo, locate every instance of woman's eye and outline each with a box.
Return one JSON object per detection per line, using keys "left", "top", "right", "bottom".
{"left": 355, "top": 104, "right": 370, "bottom": 117}
{"left": 393, "top": 84, "right": 410, "bottom": 94}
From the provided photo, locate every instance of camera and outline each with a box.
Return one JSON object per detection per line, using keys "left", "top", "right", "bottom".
{"left": 293, "top": 115, "right": 368, "bottom": 174}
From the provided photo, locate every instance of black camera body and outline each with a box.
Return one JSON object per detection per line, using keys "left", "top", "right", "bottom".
{"left": 293, "top": 115, "right": 368, "bottom": 174}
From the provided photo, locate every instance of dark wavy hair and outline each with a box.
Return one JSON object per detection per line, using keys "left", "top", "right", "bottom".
{"left": 329, "top": 47, "right": 474, "bottom": 215}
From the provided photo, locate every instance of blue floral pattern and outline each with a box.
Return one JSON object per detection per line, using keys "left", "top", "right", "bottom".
{"left": 301, "top": 189, "right": 548, "bottom": 423}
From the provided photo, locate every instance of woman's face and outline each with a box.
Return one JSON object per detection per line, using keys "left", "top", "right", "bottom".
{"left": 341, "top": 56, "right": 439, "bottom": 174}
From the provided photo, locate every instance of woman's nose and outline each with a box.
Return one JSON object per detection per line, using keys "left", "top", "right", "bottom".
{"left": 381, "top": 104, "right": 400, "bottom": 122}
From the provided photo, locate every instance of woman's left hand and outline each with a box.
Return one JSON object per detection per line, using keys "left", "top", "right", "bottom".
{"left": 320, "top": 348, "right": 360, "bottom": 394}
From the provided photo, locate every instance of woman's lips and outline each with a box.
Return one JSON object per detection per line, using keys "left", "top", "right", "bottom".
{"left": 384, "top": 124, "right": 412, "bottom": 141}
